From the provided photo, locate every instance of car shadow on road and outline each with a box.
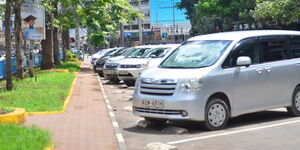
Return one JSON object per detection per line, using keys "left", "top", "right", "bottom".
{"left": 123, "top": 110, "right": 292, "bottom": 135}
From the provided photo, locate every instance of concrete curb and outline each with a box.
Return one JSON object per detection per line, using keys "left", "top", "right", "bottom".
{"left": 0, "top": 108, "right": 26, "bottom": 124}
{"left": 44, "top": 144, "right": 55, "bottom": 150}
{"left": 97, "top": 76, "right": 127, "bottom": 150}
{"left": 27, "top": 75, "right": 77, "bottom": 115}
{"left": 38, "top": 69, "right": 69, "bottom": 73}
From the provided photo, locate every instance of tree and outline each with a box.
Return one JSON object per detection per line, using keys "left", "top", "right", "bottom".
{"left": 4, "top": 0, "right": 13, "bottom": 91}
{"left": 52, "top": 0, "right": 60, "bottom": 66}
{"left": 56, "top": 0, "right": 78, "bottom": 61}
{"left": 41, "top": 9, "right": 55, "bottom": 69}
{"left": 14, "top": 0, "right": 25, "bottom": 79}
{"left": 177, "top": 0, "right": 199, "bottom": 20}
{"left": 191, "top": 0, "right": 257, "bottom": 35}
{"left": 77, "top": 0, "right": 142, "bottom": 47}
{"left": 252, "top": 0, "right": 300, "bottom": 29}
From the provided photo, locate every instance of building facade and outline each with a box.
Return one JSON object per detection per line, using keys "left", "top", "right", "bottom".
{"left": 124, "top": 0, "right": 191, "bottom": 46}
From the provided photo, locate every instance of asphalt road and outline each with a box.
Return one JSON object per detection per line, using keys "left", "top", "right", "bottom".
{"left": 101, "top": 77, "right": 300, "bottom": 150}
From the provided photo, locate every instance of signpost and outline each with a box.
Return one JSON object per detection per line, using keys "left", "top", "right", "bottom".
{"left": 21, "top": 0, "right": 45, "bottom": 77}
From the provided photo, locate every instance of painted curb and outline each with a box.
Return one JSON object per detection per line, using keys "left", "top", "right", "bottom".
{"left": 44, "top": 144, "right": 55, "bottom": 150}
{"left": 0, "top": 108, "right": 26, "bottom": 124}
{"left": 38, "top": 69, "right": 69, "bottom": 73}
{"left": 27, "top": 75, "right": 77, "bottom": 115}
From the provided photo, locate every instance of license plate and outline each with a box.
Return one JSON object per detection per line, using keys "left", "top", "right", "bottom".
{"left": 96, "top": 67, "right": 102, "bottom": 71}
{"left": 141, "top": 100, "right": 164, "bottom": 109}
{"left": 104, "top": 70, "right": 117, "bottom": 74}
{"left": 119, "top": 70, "right": 129, "bottom": 75}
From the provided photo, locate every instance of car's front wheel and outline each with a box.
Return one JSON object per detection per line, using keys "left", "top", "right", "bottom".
{"left": 98, "top": 71, "right": 104, "bottom": 77}
{"left": 287, "top": 86, "right": 300, "bottom": 116}
{"left": 203, "top": 98, "right": 229, "bottom": 131}
{"left": 124, "top": 80, "right": 135, "bottom": 87}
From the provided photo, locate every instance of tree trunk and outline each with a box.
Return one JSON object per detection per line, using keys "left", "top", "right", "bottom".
{"left": 53, "top": 2, "right": 60, "bottom": 66}
{"left": 41, "top": 11, "right": 55, "bottom": 70}
{"left": 62, "top": 29, "right": 69, "bottom": 62}
{"left": 14, "top": 1, "right": 24, "bottom": 79}
{"left": 53, "top": 27, "right": 60, "bottom": 66}
{"left": 5, "top": 0, "right": 13, "bottom": 91}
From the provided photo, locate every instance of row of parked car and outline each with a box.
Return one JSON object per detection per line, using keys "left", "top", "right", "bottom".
{"left": 93, "top": 30, "right": 300, "bottom": 131}
{"left": 91, "top": 44, "right": 180, "bottom": 86}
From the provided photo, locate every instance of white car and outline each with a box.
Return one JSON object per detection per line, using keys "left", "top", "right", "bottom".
{"left": 117, "top": 44, "right": 180, "bottom": 86}
{"left": 103, "top": 45, "right": 162, "bottom": 83}
{"left": 91, "top": 48, "right": 116, "bottom": 64}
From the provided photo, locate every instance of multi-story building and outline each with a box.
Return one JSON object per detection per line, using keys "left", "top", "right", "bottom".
{"left": 124, "top": 0, "right": 191, "bottom": 45}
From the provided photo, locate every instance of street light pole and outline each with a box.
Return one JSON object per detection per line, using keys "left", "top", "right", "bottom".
{"left": 173, "top": 0, "right": 176, "bottom": 43}
{"left": 138, "top": 0, "right": 143, "bottom": 45}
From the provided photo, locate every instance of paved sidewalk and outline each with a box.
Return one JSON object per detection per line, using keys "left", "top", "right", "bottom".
{"left": 26, "top": 60, "right": 119, "bottom": 150}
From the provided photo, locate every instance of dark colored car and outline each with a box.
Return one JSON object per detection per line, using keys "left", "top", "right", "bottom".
{"left": 94, "top": 47, "right": 127, "bottom": 76}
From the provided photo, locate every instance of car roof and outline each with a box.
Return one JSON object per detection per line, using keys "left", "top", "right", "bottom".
{"left": 188, "top": 30, "right": 300, "bottom": 42}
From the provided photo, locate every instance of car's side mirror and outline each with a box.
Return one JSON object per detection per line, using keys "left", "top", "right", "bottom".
{"left": 236, "top": 56, "right": 252, "bottom": 67}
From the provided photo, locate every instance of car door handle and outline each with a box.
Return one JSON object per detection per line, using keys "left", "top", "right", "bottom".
{"left": 256, "top": 68, "right": 264, "bottom": 74}
{"left": 264, "top": 67, "right": 271, "bottom": 72}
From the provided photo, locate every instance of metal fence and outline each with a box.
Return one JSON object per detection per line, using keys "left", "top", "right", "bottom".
{"left": 0, "top": 53, "right": 63, "bottom": 79}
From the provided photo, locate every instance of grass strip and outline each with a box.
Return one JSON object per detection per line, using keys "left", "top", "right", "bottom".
{"left": 0, "top": 124, "right": 52, "bottom": 150}
{"left": 0, "top": 72, "right": 75, "bottom": 112}
{"left": 56, "top": 61, "right": 81, "bottom": 72}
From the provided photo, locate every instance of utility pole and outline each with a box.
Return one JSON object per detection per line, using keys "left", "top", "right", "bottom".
{"left": 138, "top": 0, "right": 143, "bottom": 45}
{"left": 173, "top": 0, "right": 176, "bottom": 43}
{"left": 75, "top": 27, "right": 80, "bottom": 50}
{"left": 120, "top": 24, "right": 124, "bottom": 47}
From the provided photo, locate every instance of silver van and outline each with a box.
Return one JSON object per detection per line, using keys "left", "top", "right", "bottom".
{"left": 132, "top": 30, "right": 300, "bottom": 130}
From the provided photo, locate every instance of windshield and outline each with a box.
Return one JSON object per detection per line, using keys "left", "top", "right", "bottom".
{"left": 103, "top": 49, "right": 117, "bottom": 56}
{"left": 160, "top": 40, "right": 232, "bottom": 68}
{"left": 111, "top": 48, "right": 128, "bottom": 57}
{"left": 141, "top": 48, "right": 171, "bottom": 58}
{"left": 125, "top": 48, "right": 151, "bottom": 58}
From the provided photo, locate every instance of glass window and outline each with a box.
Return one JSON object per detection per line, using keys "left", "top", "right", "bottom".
{"left": 123, "top": 25, "right": 130, "bottom": 30}
{"left": 131, "top": 25, "right": 139, "bottom": 30}
{"left": 142, "top": 48, "right": 171, "bottom": 58}
{"left": 289, "top": 36, "right": 300, "bottom": 58}
{"left": 143, "top": 24, "right": 150, "bottom": 29}
{"left": 222, "top": 39, "right": 260, "bottom": 68}
{"left": 125, "top": 48, "right": 151, "bottom": 58}
{"left": 161, "top": 40, "right": 232, "bottom": 68}
{"left": 261, "top": 37, "right": 288, "bottom": 62}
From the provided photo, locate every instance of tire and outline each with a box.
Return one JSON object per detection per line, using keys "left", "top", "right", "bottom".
{"left": 98, "top": 71, "right": 104, "bottom": 77}
{"left": 287, "top": 86, "right": 300, "bottom": 116}
{"left": 109, "top": 78, "right": 120, "bottom": 84}
{"left": 124, "top": 80, "right": 135, "bottom": 87}
{"left": 203, "top": 98, "right": 230, "bottom": 131}
{"left": 145, "top": 117, "right": 167, "bottom": 125}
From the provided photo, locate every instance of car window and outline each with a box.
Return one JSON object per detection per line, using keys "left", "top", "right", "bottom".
{"left": 289, "top": 36, "right": 300, "bottom": 58}
{"left": 141, "top": 48, "right": 170, "bottom": 58}
{"left": 261, "top": 36, "right": 288, "bottom": 62}
{"left": 223, "top": 38, "right": 261, "bottom": 68}
{"left": 125, "top": 48, "right": 150, "bottom": 58}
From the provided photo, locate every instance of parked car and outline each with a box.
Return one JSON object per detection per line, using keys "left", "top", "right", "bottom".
{"left": 94, "top": 47, "right": 128, "bottom": 76}
{"left": 103, "top": 45, "right": 161, "bottom": 83}
{"left": 133, "top": 30, "right": 300, "bottom": 130}
{"left": 117, "top": 44, "right": 180, "bottom": 86}
{"left": 91, "top": 48, "right": 117, "bottom": 64}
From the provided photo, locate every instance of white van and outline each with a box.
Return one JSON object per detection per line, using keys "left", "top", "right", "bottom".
{"left": 133, "top": 30, "right": 300, "bottom": 130}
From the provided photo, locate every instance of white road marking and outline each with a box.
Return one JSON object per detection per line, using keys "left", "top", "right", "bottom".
{"left": 116, "top": 133, "right": 125, "bottom": 143}
{"left": 113, "top": 122, "right": 119, "bottom": 128}
{"left": 97, "top": 76, "right": 127, "bottom": 150}
{"left": 167, "top": 119, "right": 300, "bottom": 145}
